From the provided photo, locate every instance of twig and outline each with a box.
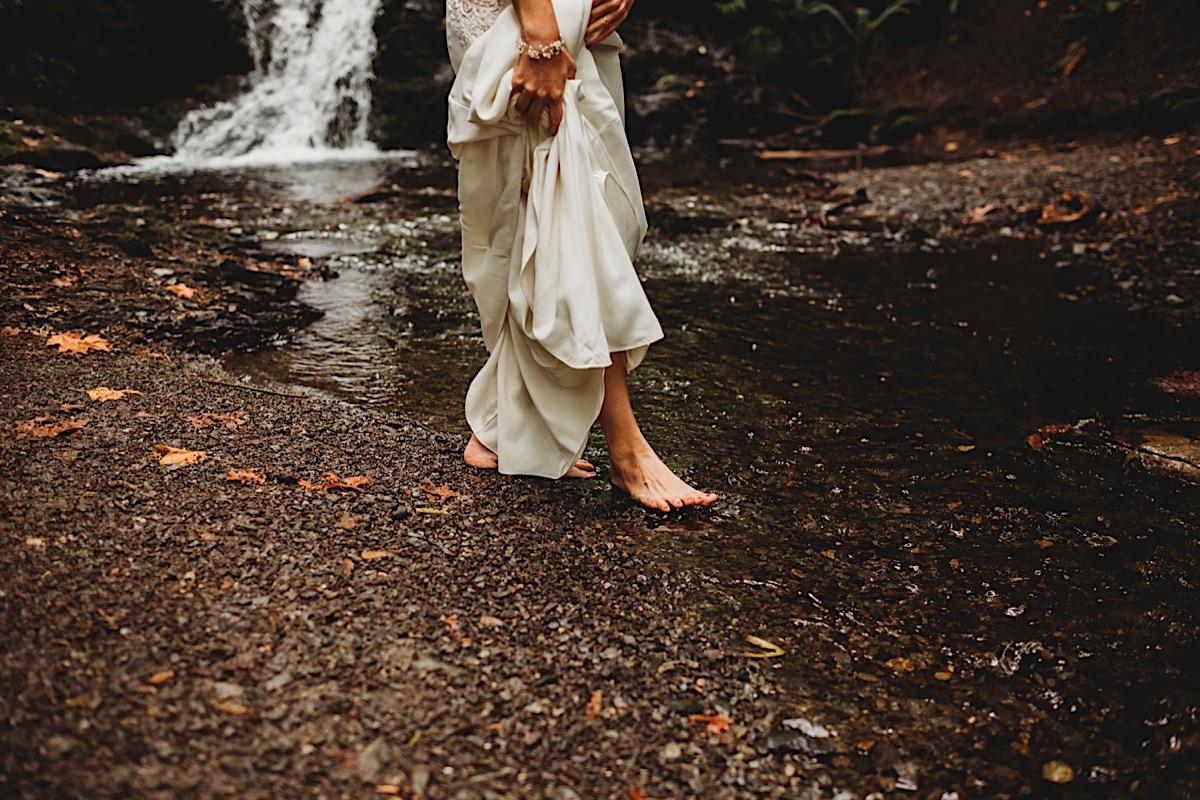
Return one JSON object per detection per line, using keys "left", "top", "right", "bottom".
{"left": 202, "top": 378, "right": 308, "bottom": 399}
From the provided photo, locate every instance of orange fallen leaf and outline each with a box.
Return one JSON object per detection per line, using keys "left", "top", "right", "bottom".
{"left": 1, "top": 326, "right": 22, "bottom": 336}
{"left": 1164, "top": 136, "right": 1181, "bottom": 146}
{"left": 629, "top": 787, "right": 658, "bottom": 800}
{"left": 46, "top": 331, "right": 111, "bottom": 354}
{"left": 439, "top": 613, "right": 459, "bottom": 633}
{"left": 211, "top": 700, "right": 249, "bottom": 716}
{"left": 585, "top": 690, "right": 603, "bottom": 720}
{"left": 360, "top": 550, "right": 394, "bottom": 560}
{"left": 86, "top": 387, "right": 141, "bottom": 402}
{"left": 376, "top": 786, "right": 403, "bottom": 796}
{"left": 1027, "top": 433, "right": 1046, "bottom": 451}
{"left": 301, "top": 472, "right": 373, "bottom": 493}
{"left": 146, "top": 670, "right": 174, "bottom": 685}
{"left": 964, "top": 203, "right": 998, "bottom": 224}
{"left": 154, "top": 444, "right": 207, "bottom": 466}
{"left": 166, "top": 283, "right": 199, "bottom": 300}
{"left": 14, "top": 417, "right": 89, "bottom": 439}
{"left": 419, "top": 483, "right": 460, "bottom": 503}
{"left": 689, "top": 713, "right": 732, "bottom": 735}
{"left": 227, "top": 468, "right": 266, "bottom": 484}
{"left": 189, "top": 411, "right": 249, "bottom": 430}
{"left": 1036, "top": 191, "right": 1098, "bottom": 227}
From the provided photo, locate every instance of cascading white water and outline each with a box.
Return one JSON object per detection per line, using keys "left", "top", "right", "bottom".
{"left": 171, "top": 0, "right": 383, "bottom": 163}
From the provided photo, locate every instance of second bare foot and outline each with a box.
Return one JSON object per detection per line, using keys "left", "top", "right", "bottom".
{"left": 609, "top": 442, "right": 718, "bottom": 512}
{"left": 464, "top": 434, "right": 595, "bottom": 478}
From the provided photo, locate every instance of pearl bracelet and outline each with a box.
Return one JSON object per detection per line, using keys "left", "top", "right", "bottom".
{"left": 517, "top": 37, "right": 566, "bottom": 60}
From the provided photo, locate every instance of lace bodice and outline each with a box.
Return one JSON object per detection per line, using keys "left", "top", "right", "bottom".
{"left": 447, "top": 0, "right": 512, "bottom": 46}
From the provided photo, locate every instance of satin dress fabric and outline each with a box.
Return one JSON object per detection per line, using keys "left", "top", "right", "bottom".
{"left": 446, "top": 0, "right": 663, "bottom": 479}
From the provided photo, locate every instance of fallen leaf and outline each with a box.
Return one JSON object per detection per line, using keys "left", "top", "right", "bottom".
{"left": 342, "top": 558, "right": 354, "bottom": 577}
{"left": 585, "top": 690, "right": 603, "bottom": 720}
{"left": 479, "top": 614, "right": 503, "bottom": 627}
{"left": 957, "top": 444, "right": 976, "bottom": 452}
{"left": 335, "top": 513, "right": 359, "bottom": 530}
{"left": 25, "top": 536, "right": 46, "bottom": 548}
{"left": 886, "top": 656, "right": 916, "bottom": 673}
{"left": 944, "top": 141, "right": 960, "bottom": 153}
{"left": 440, "top": 613, "right": 459, "bottom": 633}
{"left": 146, "top": 670, "right": 174, "bottom": 685}
{"left": 689, "top": 713, "right": 732, "bottom": 735}
{"left": 14, "top": 417, "right": 89, "bottom": 439}
{"left": 52, "top": 275, "right": 79, "bottom": 288}
{"left": 375, "top": 787, "right": 403, "bottom": 796}
{"left": 419, "top": 483, "right": 460, "bottom": 503}
{"left": 1027, "top": 433, "right": 1046, "bottom": 451}
{"left": 739, "top": 635, "right": 785, "bottom": 658}
{"left": 188, "top": 411, "right": 249, "bottom": 430}
{"left": 86, "top": 387, "right": 141, "bottom": 402}
{"left": 1164, "top": 136, "right": 1181, "bottom": 146}
{"left": 60, "top": 403, "right": 85, "bottom": 412}
{"left": 964, "top": 203, "right": 998, "bottom": 224}
{"left": 1036, "top": 191, "right": 1098, "bottom": 227}
{"left": 227, "top": 468, "right": 266, "bottom": 484}
{"left": 166, "top": 283, "right": 199, "bottom": 300}
{"left": 300, "top": 472, "right": 373, "bottom": 493}
{"left": 416, "top": 507, "right": 450, "bottom": 515}
{"left": 360, "top": 550, "right": 394, "bottom": 560}
{"left": 154, "top": 444, "right": 207, "bottom": 466}
{"left": 629, "top": 787, "right": 658, "bottom": 800}
{"left": 1, "top": 326, "right": 21, "bottom": 336}
{"left": 211, "top": 700, "right": 249, "bottom": 716}
{"left": 46, "top": 331, "right": 111, "bottom": 354}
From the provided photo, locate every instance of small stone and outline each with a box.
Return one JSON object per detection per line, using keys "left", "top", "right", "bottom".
{"left": 661, "top": 742, "right": 682, "bottom": 761}
{"left": 1042, "top": 760, "right": 1075, "bottom": 783}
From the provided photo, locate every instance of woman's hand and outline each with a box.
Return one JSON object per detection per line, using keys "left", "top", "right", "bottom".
{"left": 585, "top": 0, "right": 633, "bottom": 47}
{"left": 512, "top": 46, "right": 577, "bottom": 135}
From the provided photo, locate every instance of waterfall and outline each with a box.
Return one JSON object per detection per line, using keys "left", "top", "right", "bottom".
{"left": 171, "top": 0, "right": 383, "bottom": 162}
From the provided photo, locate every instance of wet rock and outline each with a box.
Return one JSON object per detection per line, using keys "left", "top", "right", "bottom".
{"left": 765, "top": 717, "right": 836, "bottom": 756}
{"left": 1041, "top": 760, "right": 1075, "bottom": 784}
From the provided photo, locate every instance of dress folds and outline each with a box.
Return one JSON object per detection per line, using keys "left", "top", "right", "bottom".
{"left": 446, "top": 0, "right": 663, "bottom": 478}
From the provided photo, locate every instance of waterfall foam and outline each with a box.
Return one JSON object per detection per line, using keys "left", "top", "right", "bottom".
{"left": 170, "top": 0, "right": 384, "bottom": 164}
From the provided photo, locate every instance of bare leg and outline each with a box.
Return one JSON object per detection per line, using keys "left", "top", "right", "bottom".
{"left": 464, "top": 434, "right": 596, "bottom": 478}
{"left": 600, "top": 352, "right": 718, "bottom": 511}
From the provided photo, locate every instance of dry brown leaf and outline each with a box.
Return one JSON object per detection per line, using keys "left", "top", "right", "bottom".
{"left": 166, "top": 283, "right": 199, "bottom": 300}
{"left": 1151, "top": 369, "right": 1200, "bottom": 399}
{"left": 52, "top": 275, "right": 79, "bottom": 288}
{"left": 146, "top": 670, "right": 174, "bottom": 685}
{"left": 1036, "top": 192, "right": 1097, "bottom": 227}
{"left": 342, "top": 558, "right": 354, "bottom": 577}
{"left": 1164, "top": 136, "right": 1181, "bottom": 146}
{"left": 964, "top": 203, "right": 998, "bottom": 224}
{"left": 86, "top": 387, "right": 141, "bottom": 402}
{"left": 335, "top": 514, "right": 359, "bottom": 530}
{"left": 689, "top": 713, "right": 732, "bottom": 734}
{"left": 154, "top": 444, "right": 207, "bottom": 466}
{"left": 419, "top": 483, "right": 460, "bottom": 502}
{"left": 375, "top": 786, "right": 403, "bottom": 796}
{"left": 227, "top": 468, "right": 266, "bottom": 484}
{"left": 360, "top": 550, "right": 394, "bottom": 560}
{"left": 2, "top": 325, "right": 23, "bottom": 336}
{"left": 211, "top": 700, "right": 249, "bottom": 716}
{"left": 739, "top": 634, "right": 785, "bottom": 659}
{"left": 585, "top": 690, "right": 603, "bottom": 720}
{"left": 14, "top": 417, "right": 89, "bottom": 439}
{"left": 188, "top": 411, "right": 250, "bottom": 430}
{"left": 46, "top": 331, "right": 111, "bottom": 354}
{"left": 439, "top": 613, "right": 459, "bottom": 633}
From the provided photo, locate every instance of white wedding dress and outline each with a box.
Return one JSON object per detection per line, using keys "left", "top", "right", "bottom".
{"left": 446, "top": 0, "right": 663, "bottom": 478}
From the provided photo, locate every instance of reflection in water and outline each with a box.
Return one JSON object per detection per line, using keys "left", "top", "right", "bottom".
{"left": 73, "top": 156, "right": 1200, "bottom": 794}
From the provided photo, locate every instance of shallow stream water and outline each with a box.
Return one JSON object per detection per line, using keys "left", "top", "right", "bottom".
{"left": 73, "top": 153, "right": 1200, "bottom": 795}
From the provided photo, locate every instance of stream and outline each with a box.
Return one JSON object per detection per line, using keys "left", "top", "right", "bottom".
{"left": 70, "top": 151, "right": 1200, "bottom": 795}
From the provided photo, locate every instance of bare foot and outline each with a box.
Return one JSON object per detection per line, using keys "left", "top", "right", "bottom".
{"left": 464, "top": 434, "right": 595, "bottom": 478}
{"left": 609, "top": 441, "right": 718, "bottom": 512}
